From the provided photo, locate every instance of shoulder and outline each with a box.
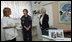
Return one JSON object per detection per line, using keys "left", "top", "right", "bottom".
{"left": 40, "top": 15, "right": 42, "bottom": 18}
{"left": 45, "top": 14, "right": 48, "bottom": 16}
{"left": 28, "top": 15, "right": 32, "bottom": 20}
{"left": 45, "top": 14, "right": 49, "bottom": 17}
{"left": 44, "top": 14, "right": 49, "bottom": 19}
{"left": 1, "top": 17, "right": 8, "bottom": 23}
{"left": 28, "top": 15, "right": 31, "bottom": 18}
{"left": 1, "top": 17, "right": 8, "bottom": 21}
{"left": 21, "top": 15, "right": 24, "bottom": 19}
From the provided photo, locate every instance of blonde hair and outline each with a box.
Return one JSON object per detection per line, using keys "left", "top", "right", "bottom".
{"left": 41, "top": 8, "right": 46, "bottom": 13}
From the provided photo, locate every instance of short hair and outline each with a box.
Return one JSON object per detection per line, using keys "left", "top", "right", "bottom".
{"left": 23, "top": 9, "right": 28, "bottom": 13}
{"left": 41, "top": 8, "right": 46, "bottom": 13}
{"left": 3, "top": 7, "right": 11, "bottom": 16}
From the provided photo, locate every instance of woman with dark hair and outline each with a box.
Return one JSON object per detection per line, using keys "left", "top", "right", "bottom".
{"left": 21, "top": 9, "right": 32, "bottom": 41}
{"left": 1, "top": 7, "right": 18, "bottom": 41}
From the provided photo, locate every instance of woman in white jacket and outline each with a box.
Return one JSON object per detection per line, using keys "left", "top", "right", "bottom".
{"left": 1, "top": 7, "right": 18, "bottom": 41}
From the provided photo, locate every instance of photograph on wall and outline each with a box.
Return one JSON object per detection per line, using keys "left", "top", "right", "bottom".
{"left": 57, "top": 1, "right": 71, "bottom": 25}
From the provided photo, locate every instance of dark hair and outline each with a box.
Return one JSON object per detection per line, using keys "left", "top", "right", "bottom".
{"left": 23, "top": 9, "right": 28, "bottom": 13}
{"left": 3, "top": 7, "right": 11, "bottom": 16}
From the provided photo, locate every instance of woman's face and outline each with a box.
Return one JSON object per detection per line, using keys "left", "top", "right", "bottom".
{"left": 7, "top": 9, "right": 11, "bottom": 16}
{"left": 23, "top": 10, "right": 28, "bottom": 15}
{"left": 41, "top": 10, "right": 45, "bottom": 15}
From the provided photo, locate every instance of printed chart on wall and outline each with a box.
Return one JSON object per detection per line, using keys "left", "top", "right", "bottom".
{"left": 57, "top": 1, "right": 71, "bottom": 25}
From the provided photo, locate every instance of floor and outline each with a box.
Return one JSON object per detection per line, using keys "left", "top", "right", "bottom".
{"left": 32, "top": 35, "right": 39, "bottom": 41}
{"left": 16, "top": 30, "right": 39, "bottom": 41}
{"left": 16, "top": 30, "right": 49, "bottom": 41}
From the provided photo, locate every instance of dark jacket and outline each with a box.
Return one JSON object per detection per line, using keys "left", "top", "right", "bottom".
{"left": 39, "top": 14, "right": 49, "bottom": 30}
{"left": 21, "top": 15, "right": 32, "bottom": 30}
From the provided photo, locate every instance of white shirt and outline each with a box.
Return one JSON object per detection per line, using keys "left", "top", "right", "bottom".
{"left": 1, "top": 16, "right": 18, "bottom": 40}
{"left": 40, "top": 15, "right": 43, "bottom": 25}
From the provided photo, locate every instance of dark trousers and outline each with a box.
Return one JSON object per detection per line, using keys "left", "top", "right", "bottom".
{"left": 22, "top": 28, "right": 32, "bottom": 41}
{"left": 6, "top": 38, "right": 16, "bottom": 41}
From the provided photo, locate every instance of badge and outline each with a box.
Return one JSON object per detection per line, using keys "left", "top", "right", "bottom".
{"left": 22, "top": 21, "right": 24, "bottom": 24}
{"left": 22, "top": 17, "right": 24, "bottom": 20}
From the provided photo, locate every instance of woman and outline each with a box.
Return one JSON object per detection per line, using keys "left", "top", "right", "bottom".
{"left": 39, "top": 8, "right": 49, "bottom": 34}
{"left": 21, "top": 9, "right": 32, "bottom": 41}
{"left": 1, "top": 7, "right": 18, "bottom": 41}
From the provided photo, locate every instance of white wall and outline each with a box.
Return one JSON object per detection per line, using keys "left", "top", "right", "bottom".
{"left": 1, "top": 1, "right": 32, "bottom": 19}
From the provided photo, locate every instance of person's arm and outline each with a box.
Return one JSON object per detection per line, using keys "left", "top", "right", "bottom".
{"left": 28, "top": 16, "right": 32, "bottom": 29}
{"left": 3, "top": 26, "right": 16, "bottom": 29}
{"left": 2, "top": 18, "right": 16, "bottom": 29}
{"left": 39, "top": 21, "right": 43, "bottom": 29}
{"left": 28, "top": 25, "right": 31, "bottom": 28}
{"left": 39, "top": 15, "right": 42, "bottom": 27}
{"left": 24, "top": 26, "right": 27, "bottom": 29}
{"left": 21, "top": 17, "right": 25, "bottom": 28}
{"left": 45, "top": 15, "right": 49, "bottom": 28}
{"left": 21, "top": 16, "right": 29, "bottom": 31}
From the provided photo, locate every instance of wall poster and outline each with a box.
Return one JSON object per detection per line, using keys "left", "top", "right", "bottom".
{"left": 57, "top": 1, "right": 71, "bottom": 25}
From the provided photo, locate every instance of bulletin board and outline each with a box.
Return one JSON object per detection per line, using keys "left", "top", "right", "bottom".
{"left": 52, "top": 1, "right": 71, "bottom": 30}
{"left": 57, "top": 1, "right": 71, "bottom": 25}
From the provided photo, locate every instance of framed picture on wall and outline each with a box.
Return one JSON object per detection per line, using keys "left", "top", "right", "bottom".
{"left": 48, "top": 29, "right": 64, "bottom": 39}
{"left": 57, "top": 1, "right": 71, "bottom": 25}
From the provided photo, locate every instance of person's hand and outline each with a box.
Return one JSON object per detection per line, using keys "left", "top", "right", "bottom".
{"left": 13, "top": 26, "right": 16, "bottom": 28}
{"left": 40, "top": 27, "right": 42, "bottom": 29}
{"left": 24, "top": 26, "right": 30, "bottom": 31}
{"left": 26, "top": 28, "right": 29, "bottom": 31}
{"left": 27, "top": 28, "right": 30, "bottom": 31}
{"left": 26, "top": 26, "right": 31, "bottom": 31}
